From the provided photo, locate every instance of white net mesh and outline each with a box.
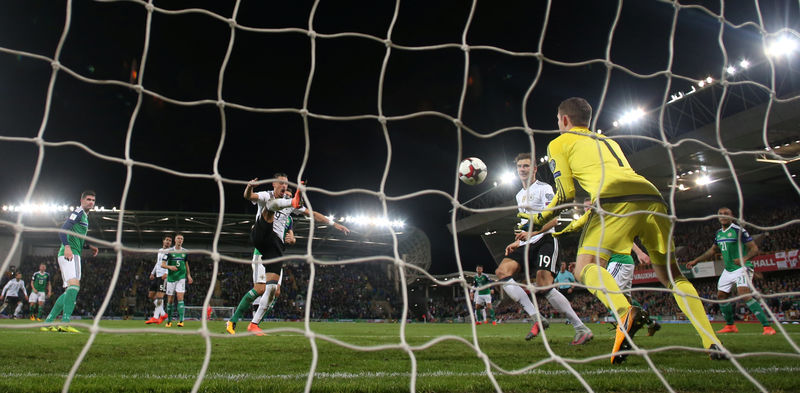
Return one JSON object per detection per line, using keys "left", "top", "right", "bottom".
{"left": 1, "top": 1, "right": 800, "bottom": 392}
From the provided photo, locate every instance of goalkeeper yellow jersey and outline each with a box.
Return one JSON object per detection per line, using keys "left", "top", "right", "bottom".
{"left": 542, "top": 127, "right": 661, "bottom": 220}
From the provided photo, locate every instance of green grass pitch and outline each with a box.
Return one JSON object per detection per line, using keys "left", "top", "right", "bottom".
{"left": 0, "top": 319, "right": 798, "bottom": 392}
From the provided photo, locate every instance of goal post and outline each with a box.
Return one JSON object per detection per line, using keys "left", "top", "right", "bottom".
{"left": 183, "top": 306, "right": 234, "bottom": 321}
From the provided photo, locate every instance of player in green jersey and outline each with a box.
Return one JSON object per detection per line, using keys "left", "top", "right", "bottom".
{"left": 687, "top": 207, "right": 776, "bottom": 336}
{"left": 42, "top": 190, "right": 99, "bottom": 333}
{"left": 162, "top": 234, "right": 193, "bottom": 327}
{"left": 29, "top": 264, "right": 51, "bottom": 321}
{"left": 470, "top": 265, "right": 496, "bottom": 325}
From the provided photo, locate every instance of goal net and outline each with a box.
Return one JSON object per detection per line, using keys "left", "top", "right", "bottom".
{"left": 0, "top": 1, "right": 799, "bottom": 392}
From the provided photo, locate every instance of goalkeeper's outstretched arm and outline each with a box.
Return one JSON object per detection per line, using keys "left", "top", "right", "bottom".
{"left": 553, "top": 210, "right": 590, "bottom": 237}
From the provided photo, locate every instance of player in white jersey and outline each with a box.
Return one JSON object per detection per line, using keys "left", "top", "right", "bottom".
{"left": 226, "top": 173, "right": 350, "bottom": 335}
{"left": 1, "top": 272, "right": 28, "bottom": 319}
{"left": 145, "top": 235, "right": 173, "bottom": 324}
{"left": 499, "top": 153, "right": 593, "bottom": 345}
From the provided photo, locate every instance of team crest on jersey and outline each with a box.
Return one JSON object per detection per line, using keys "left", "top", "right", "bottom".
{"left": 549, "top": 159, "right": 560, "bottom": 178}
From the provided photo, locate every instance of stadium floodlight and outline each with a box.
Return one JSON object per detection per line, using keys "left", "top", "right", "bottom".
{"left": 500, "top": 171, "right": 516, "bottom": 185}
{"left": 614, "top": 107, "right": 646, "bottom": 127}
{"left": 726, "top": 65, "right": 736, "bottom": 75}
{"left": 696, "top": 175, "right": 712, "bottom": 186}
{"left": 766, "top": 35, "right": 799, "bottom": 58}
{"left": 739, "top": 59, "right": 750, "bottom": 69}
{"left": 1, "top": 202, "right": 74, "bottom": 214}
{"left": 341, "top": 214, "right": 404, "bottom": 229}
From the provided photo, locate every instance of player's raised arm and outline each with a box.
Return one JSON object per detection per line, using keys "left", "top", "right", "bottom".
{"left": 305, "top": 210, "right": 350, "bottom": 235}
{"left": 686, "top": 243, "right": 719, "bottom": 268}
{"left": 553, "top": 210, "right": 590, "bottom": 237}
{"left": 244, "top": 178, "right": 261, "bottom": 202}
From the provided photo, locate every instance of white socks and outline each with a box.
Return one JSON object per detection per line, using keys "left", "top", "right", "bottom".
{"left": 153, "top": 298, "right": 164, "bottom": 318}
{"left": 545, "top": 288, "right": 585, "bottom": 330}
{"left": 13, "top": 302, "right": 23, "bottom": 317}
{"left": 251, "top": 284, "right": 278, "bottom": 325}
{"left": 502, "top": 278, "right": 539, "bottom": 318}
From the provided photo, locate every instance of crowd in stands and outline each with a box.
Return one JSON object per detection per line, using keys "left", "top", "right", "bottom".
{"left": 4, "top": 253, "right": 406, "bottom": 321}
{"left": 2, "top": 204, "right": 799, "bottom": 322}
{"left": 4, "top": 253, "right": 800, "bottom": 323}
{"left": 674, "top": 204, "right": 800, "bottom": 260}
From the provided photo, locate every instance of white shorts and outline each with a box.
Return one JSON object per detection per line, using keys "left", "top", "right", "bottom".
{"left": 166, "top": 279, "right": 186, "bottom": 295}
{"left": 607, "top": 262, "right": 635, "bottom": 292}
{"left": 29, "top": 292, "right": 46, "bottom": 303}
{"left": 474, "top": 294, "right": 492, "bottom": 306}
{"left": 718, "top": 267, "right": 753, "bottom": 293}
{"left": 58, "top": 255, "right": 82, "bottom": 287}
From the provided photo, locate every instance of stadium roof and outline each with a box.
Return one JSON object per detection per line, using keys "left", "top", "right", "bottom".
{"left": 0, "top": 210, "right": 431, "bottom": 270}
{"left": 451, "top": 98, "right": 800, "bottom": 237}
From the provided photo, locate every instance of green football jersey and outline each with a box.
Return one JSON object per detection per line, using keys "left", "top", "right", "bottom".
{"left": 608, "top": 254, "right": 635, "bottom": 265}
{"left": 716, "top": 224, "right": 754, "bottom": 272}
{"left": 473, "top": 274, "right": 492, "bottom": 295}
{"left": 31, "top": 272, "right": 49, "bottom": 292}
{"left": 58, "top": 207, "right": 89, "bottom": 257}
{"left": 166, "top": 248, "right": 188, "bottom": 282}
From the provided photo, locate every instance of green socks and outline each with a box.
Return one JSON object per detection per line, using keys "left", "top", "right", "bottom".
{"left": 230, "top": 289, "right": 258, "bottom": 323}
{"left": 720, "top": 302, "right": 734, "bottom": 325}
{"left": 45, "top": 295, "right": 64, "bottom": 323}
{"left": 46, "top": 286, "right": 79, "bottom": 323}
{"left": 489, "top": 308, "right": 496, "bottom": 322}
{"left": 60, "top": 286, "right": 80, "bottom": 323}
{"left": 167, "top": 302, "right": 174, "bottom": 323}
{"left": 178, "top": 301, "right": 185, "bottom": 322}
{"left": 746, "top": 299, "right": 770, "bottom": 326}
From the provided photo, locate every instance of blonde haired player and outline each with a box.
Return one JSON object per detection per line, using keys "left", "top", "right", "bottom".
{"left": 226, "top": 173, "right": 350, "bottom": 335}
{"left": 522, "top": 97, "right": 723, "bottom": 363}
{"left": 499, "top": 153, "right": 593, "bottom": 345}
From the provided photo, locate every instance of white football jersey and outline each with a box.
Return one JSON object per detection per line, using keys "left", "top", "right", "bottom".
{"left": 1, "top": 278, "right": 27, "bottom": 298}
{"left": 254, "top": 190, "right": 305, "bottom": 243}
{"left": 515, "top": 180, "right": 556, "bottom": 245}
{"left": 151, "top": 248, "right": 170, "bottom": 277}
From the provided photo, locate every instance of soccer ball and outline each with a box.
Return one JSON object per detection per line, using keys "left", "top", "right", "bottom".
{"left": 458, "top": 157, "right": 488, "bottom": 185}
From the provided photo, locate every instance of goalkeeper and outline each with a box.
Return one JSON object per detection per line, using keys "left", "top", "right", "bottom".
{"left": 555, "top": 198, "right": 661, "bottom": 336}
{"left": 520, "top": 97, "right": 722, "bottom": 364}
